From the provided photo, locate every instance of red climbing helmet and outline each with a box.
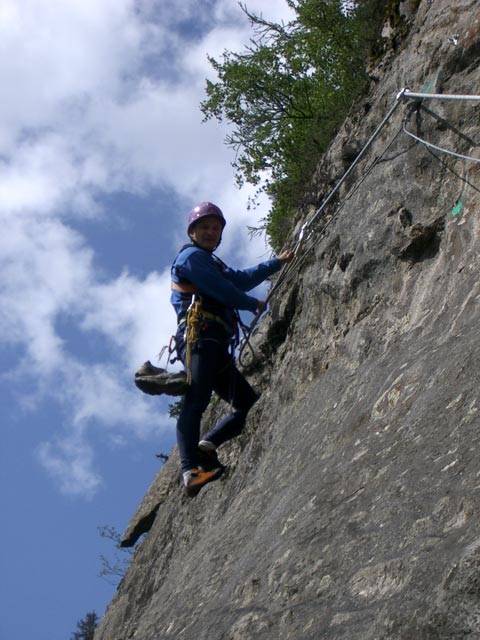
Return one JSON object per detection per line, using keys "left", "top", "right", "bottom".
{"left": 187, "top": 202, "right": 226, "bottom": 235}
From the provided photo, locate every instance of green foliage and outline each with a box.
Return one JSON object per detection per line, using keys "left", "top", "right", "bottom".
{"left": 70, "top": 611, "right": 98, "bottom": 640}
{"left": 168, "top": 398, "right": 183, "bottom": 419}
{"left": 201, "top": 0, "right": 384, "bottom": 250}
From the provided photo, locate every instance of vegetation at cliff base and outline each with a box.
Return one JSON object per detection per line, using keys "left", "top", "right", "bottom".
{"left": 201, "top": 0, "right": 385, "bottom": 250}
{"left": 98, "top": 524, "right": 134, "bottom": 585}
{"left": 70, "top": 611, "right": 98, "bottom": 640}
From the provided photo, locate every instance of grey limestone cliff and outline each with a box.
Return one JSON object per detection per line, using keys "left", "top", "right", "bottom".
{"left": 95, "top": 1, "right": 480, "bottom": 638}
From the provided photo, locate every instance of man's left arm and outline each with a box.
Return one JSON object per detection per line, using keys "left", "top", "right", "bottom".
{"left": 225, "top": 251, "right": 294, "bottom": 292}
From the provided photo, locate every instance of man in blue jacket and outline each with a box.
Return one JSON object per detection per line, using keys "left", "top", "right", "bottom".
{"left": 171, "top": 201, "right": 293, "bottom": 497}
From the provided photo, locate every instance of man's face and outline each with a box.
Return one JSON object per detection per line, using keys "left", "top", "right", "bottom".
{"left": 189, "top": 216, "right": 223, "bottom": 251}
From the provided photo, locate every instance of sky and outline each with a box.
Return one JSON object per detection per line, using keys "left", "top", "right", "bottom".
{"left": 0, "top": 1, "right": 295, "bottom": 639}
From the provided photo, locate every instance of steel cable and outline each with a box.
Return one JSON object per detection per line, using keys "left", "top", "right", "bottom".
{"left": 237, "top": 87, "right": 480, "bottom": 364}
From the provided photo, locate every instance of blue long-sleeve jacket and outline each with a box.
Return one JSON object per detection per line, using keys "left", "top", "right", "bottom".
{"left": 170, "top": 244, "right": 282, "bottom": 331}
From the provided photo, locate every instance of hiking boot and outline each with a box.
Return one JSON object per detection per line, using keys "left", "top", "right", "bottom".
{"left": 134, "top": 361, "right": 188, "bottom": 396}
{"left": 197, "top": 446, "right": 225, "bottom": 472}
{"left": 183, "top": 467, "right": 223, "bottom": 498}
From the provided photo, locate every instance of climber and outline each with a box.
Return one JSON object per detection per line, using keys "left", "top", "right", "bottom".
{"left": 170, "top": 201, "right": 293, "bottom": 497}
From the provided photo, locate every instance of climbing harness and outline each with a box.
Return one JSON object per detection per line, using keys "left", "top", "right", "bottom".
{"left": 173, "top": 276, "right": 244, "bottom": 383}
{"left": 237, "top": 86, "right": 480, "bottom": 364}
{"left": 184, "top": 295, "right": 204, "bottom": 385}
{"left": 172, "top": 280, "right": 238, "bottom": 338}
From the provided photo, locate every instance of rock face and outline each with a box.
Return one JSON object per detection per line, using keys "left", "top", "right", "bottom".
{"left": 95, "top": 2, "right": 480, "bottom": 639}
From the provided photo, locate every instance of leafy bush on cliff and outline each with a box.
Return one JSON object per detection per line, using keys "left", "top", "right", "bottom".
{"left": 201, "top": 0, "right": 384, "bottom": 250}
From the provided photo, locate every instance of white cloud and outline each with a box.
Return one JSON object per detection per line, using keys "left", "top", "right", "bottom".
{"left": 0, "top": 135, "right": 79, "bottom": 215}
{"left": 56, "top": 360, "right": 170, "bottom": 434}
{"left": 35, "top": 357, "right": 172, "bottom": 496}
{"left": 38, "top": 435, "right": 102, "bottom": 499}
{"left": 80, "top": 268, "right": 177, "bottom": 370}
{"left": 0, "top": 215, "right": 92, "bottom": 367}
{"left": 0, "top": 0, "right": 294, "bottom": 497}
{"left": 87, "top": 83, "right": 229, "bottom": 193}
{"left": 0, "top": 1, "right": 142, "bottom": 147}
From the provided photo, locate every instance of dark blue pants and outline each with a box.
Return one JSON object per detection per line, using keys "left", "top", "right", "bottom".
{"left": 176, "top": 325, "right": 258, "bottom": 473}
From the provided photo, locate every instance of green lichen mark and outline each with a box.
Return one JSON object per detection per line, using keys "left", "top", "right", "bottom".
{"left": 421, "top": 68, "right": 441, "bottom": 94}
{"left": 451, "top": 182, "right": 469, "bottom": 217}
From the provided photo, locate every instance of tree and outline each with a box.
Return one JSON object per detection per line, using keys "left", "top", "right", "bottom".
{"left": 201, "top": 0, "right": 384, "bottom": 248}
{"left": 70, "top": 611, "right": 98, "bottom": 640}
{"left": 98, "top": 525, "right": 134, "bottom": 585}
{"left": 168, "top": 398, "right": 184, "bottom": 420}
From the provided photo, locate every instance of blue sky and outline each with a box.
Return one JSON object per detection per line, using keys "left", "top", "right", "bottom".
{"left": 0, "top": 1, "right": 294, "bottom": 639}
